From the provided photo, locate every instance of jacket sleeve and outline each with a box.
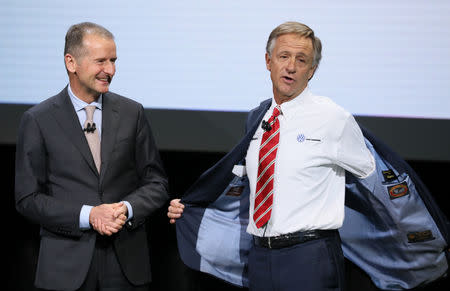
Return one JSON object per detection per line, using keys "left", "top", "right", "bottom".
{"left": 15, "top": 110, "right": 84, "bottom": 238}
{"left": 121, "top": 105, "right": 169, "bottom": 230}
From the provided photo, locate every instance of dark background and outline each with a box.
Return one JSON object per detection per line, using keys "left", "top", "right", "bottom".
{"left": 3, "top": 142, "right": 450, "bottom": 291}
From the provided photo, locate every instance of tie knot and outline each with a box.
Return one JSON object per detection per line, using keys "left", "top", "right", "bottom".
{"left": 85, "top": 105, "right": 96, "bottom": 121}
{"left": 272, "top": 106, "right": 281, "bottom": 118}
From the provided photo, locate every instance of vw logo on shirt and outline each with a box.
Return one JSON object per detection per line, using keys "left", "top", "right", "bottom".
{"left": 297, "top": 133, "right": 306, "bottom": 143}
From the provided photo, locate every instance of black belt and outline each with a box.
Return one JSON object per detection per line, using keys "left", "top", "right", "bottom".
{"left": 253, "top": 229, "right": 337, "bottom": 249}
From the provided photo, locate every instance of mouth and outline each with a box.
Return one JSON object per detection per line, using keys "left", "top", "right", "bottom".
{"left": 97, "top": 75, "right": 111, "bottom": 84}
{"left": 282, "top": 76, "right": 295, "bottom": 84}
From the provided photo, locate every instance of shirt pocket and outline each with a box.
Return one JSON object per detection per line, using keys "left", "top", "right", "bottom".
{"left": 289, "top": 134, "right": 327, "bottom": 166}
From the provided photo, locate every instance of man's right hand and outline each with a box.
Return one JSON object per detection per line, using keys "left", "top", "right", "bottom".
{"left": 89, "top": 202, "right": 127, "bottom": 235}
{"left": 167, "top": 199, "right": 185, "bottom": 224}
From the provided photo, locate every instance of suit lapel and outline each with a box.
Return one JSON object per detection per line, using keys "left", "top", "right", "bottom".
{"left": 51, "top": 87, "right": 99, "bottom": 176}
{"left": 233, "top": 99, "right": 271, "bottom": 161}
{"left": 99, "top": 92, "right": 120, "bottom": 183}
{"left": 246, "top": 99, "right": 272, "bottom": 137}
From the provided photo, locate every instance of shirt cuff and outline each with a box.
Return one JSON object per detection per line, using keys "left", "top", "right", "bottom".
{"left": 123, "top": 201, "right": 133, "bottom": 221}
{"left": 80, "top": 205, "right": 93, "bottom": 229}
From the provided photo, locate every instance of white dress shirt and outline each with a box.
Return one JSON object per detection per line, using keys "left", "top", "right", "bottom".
{"left": 246, "top": 87, "right": 375, "bottom": 237}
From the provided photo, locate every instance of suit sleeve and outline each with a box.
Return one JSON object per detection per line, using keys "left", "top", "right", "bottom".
{"left": 15, "top": 111, "right": 84, "bottom": 238}
{"left": 122, "top": 105, "right": 169, "bottom": 229}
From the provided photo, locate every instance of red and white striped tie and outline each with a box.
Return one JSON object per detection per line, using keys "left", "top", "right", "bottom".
{"left": 253, "top": 106, "right": 281, "bottom": 228}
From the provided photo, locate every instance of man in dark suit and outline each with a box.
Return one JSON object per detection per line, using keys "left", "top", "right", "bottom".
{"left": 15, "top": 22, "right": 169, "bottom": 291}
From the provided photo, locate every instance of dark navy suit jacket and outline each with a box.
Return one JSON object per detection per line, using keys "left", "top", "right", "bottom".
{"left": 15, "top": 87, "right": 169, "bottom": 290}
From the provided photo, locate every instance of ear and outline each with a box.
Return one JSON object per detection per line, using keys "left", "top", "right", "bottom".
{"left": 308, "top": 65, "right": 317, "bottom": 81}
{"left": 265, "top": 53, "right": 271, "bottom": 71}
{"left": 64, "top": 53, "right": 77, "bottom": 73}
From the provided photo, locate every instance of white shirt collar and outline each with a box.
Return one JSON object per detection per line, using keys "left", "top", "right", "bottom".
{"left": 271, "top": 87, "right": 312, "bottom": 120}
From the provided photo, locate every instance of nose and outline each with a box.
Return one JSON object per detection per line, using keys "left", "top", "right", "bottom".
{"left": 286, "top": 57, "right": 296, "bottom": 73}
{"left": 104, "top": 60, "right": 115, "bottom": 76}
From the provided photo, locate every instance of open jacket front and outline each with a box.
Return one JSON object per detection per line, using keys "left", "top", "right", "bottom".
{"left": 175, "top": 99, "right": 450, "bottom": 290}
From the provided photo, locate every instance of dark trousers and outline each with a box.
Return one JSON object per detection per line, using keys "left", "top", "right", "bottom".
{"left": 39, "top": 238, "right": 150, "bottom": 291}
{"left": 79, "top": 238, "right": 150, "bottom": 291}
{"left": 248, "top": 231, "right": 345, "bottom": 291}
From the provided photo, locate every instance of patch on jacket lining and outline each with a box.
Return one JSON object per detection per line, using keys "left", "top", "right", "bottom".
{"left": 407, "top": 230, "right": 435, "bottom": 243}
{"left": 382, "top": 169, "right": 397, "bottom": 182}
{"left": 226, "top": 186, "right": 244, "bottom": 197}
{"left": 388, "top": 182, "right": 409, "bottom": 199}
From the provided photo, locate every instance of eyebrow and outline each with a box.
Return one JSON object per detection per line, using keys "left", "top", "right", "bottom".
{"left": 94, "top": 57, "right": 117, "bottom": 61}
{"left": 278, "top": 51, "right": 309, "bottom": 58}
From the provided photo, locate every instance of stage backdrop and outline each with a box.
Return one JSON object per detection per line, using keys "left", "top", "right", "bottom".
{"left": 1, "top": 0, "right": 450, "bottom": 160}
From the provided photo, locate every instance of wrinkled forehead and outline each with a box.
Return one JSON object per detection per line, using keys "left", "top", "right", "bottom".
{"left": 273, "top": 34, "right": 314, "bottom": 54}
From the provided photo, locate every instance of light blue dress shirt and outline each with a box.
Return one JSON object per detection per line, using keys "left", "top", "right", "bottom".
{"left": 67, "top": 85, "right": 133, "bottom": 229}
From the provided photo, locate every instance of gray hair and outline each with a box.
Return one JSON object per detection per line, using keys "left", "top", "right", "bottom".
{"left": 64, "top": 22, "right": 114, "bottom": 58}
{"left": 266, "top": 21, "right": 322, "bottom": 67}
